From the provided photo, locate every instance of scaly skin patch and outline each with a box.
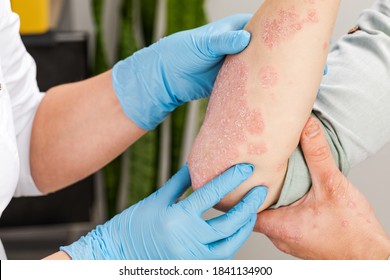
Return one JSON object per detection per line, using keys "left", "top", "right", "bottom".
{"left": 259, "top": 66, "right": 279, "bottom": 89}
{"left": 248, "top": 142, "right": 268, "bottom": 155}
{"left": 261, "top": 6, "right": 319, "bottom": 49}
{"left": 188, "top": 55, "right": 266, "bottom": 189}
{"left": 306, "top": 9, "right": 319, "bottom": 23}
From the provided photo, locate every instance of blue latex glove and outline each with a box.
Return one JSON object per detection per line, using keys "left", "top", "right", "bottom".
{"left": 112, "top": 14, "right": 252, "bottom": 130}
{"left": 317, "top": 64, "right": 329, "bottom": 94}
{"left": 60, "top": 164, "right": 267, "bottom": 260}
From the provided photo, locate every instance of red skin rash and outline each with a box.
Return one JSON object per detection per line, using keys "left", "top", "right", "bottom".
{"left": 188, "top": 55, "right": 266, "bottom": 190}
{"left": 248, "top": 142, "right": 268, "bottom": 155}
{"left": 259, "top": 66, "right": 279, "bottom": 89}
{"left": 261, "top": 6, "right": 319, "bottom": 49}
{"left": 307, "top": 9, "right": 319, "bottom": 23}
{"left": 323, "top": 42, "right": 328, "bottom": 50}
{"left": 276, "top": 162, "right": 287, "bottom": 172}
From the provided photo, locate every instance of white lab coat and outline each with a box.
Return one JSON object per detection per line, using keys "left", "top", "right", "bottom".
{"left": 0, "top": 0, "right": 44, "bottom": 259}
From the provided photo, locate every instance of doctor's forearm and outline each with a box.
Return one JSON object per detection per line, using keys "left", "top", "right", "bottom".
{"left": 30, "top": 70, "right": 146, "bottom": 193}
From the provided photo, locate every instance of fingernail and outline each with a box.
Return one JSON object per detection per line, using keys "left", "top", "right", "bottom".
{"left": 238, "top": 163, "right": 254, "bottom": 174}
{"left": 244, "top": 186, "right": 268, "bottom": 210}
{"left": 240, "top": 30, "right": 251, "bottom": 47}
{"left": 305, "top": 120, "right": 320, "bottom": 139}
{"left": 242, "top": 188, "right": 261, "bottom": 210}
{"left": 255, "top": 186, "right": 268, "bottom": 208}
{"left": 257, "top": 186, "right": 268, "bottom": 200}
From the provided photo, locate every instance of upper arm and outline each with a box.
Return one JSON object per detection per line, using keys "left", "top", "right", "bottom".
{"left": 314, "top": 0, "right": 390, "bottom": 167}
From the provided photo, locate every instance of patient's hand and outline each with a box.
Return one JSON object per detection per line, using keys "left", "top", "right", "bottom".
{"left": 188, "top": 0, "right": 341, "bottom": 212}
{"left": 255, "top": 118, "right": 390, "bottom": 260}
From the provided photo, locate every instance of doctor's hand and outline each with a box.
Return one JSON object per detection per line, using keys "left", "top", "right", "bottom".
{"left": 112, "top": 14, "right": 252, "bottom": 130}
{"left": 255, "top": 118, "right": 390, "bottom": 260}
{"left": 60, "top": 163, "right": 267, "bottom": 260}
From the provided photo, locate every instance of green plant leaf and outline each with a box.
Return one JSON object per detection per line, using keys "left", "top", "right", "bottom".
{"left": 166, "top": 0, "right": 207, "bottom": 175}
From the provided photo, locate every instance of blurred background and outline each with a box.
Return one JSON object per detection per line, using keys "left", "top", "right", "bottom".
{"left": 0, "top": 0, "right": 388, "bottom": 260}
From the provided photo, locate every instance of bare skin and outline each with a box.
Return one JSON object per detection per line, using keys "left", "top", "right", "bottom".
{"left": 255, "top": 118, "right": 390, "bottom": 260}
{"left": 188, "top": 0, "right": 341, "bottom": 212}
{"left": 30, "top": 71, "right": 147, "bottom": 193}
{"left": 44, "top": 251, "right": 71, "bottom": 260}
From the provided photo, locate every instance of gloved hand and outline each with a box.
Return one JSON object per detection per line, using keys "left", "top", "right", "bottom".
{"left": 112, "top": 14, "right": 252, "bottom": 130}
{"left": 60, "top": 163, "right": 268, "bottom": 260}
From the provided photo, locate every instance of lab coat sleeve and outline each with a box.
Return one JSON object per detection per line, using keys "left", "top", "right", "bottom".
{"left": 273, "top": 0, "right": 390, "bottom": 207}
{"left": 0, "top": 10, "right": 44, "bottom": 197}
{"left": 14, "top": 93, "right": 45, "bottom": 197}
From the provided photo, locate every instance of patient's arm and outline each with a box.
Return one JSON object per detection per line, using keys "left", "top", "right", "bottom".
{"left": 188, "top": 0, "right": 341, "bottom": 212}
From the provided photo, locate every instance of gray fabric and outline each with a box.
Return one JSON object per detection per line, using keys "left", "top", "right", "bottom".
{"left": 274, "top": 0, "right": 390, "bottom": 207}
{"left": 275, "top": 113, "right": 350, "bottom": 208}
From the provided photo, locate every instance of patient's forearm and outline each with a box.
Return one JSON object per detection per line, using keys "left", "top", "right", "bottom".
{"left": 189, "top": 0, "right": 340, "bottom": 212}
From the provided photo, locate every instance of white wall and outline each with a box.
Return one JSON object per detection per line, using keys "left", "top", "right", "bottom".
{"left": 63, "top": 0, "right": 389, "bottom": 260}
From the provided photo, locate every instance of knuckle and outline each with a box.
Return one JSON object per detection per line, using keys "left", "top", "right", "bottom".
{"left": 317, "top": 170, "right": 347, "bottom": 199}
{"left": 157, "top": 210, "right": 182, "bottom": 232}
{"left": 216, "top": 244, "right": 232, "bottom": 260}
{"left": 272, "top": 239, "right": 293, "bottom": 256}
{"left": 308, "top": 144, "right": 331, "bottom": 163}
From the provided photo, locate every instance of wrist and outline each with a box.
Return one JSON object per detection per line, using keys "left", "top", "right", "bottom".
{"left": 112, "top": 49, "right": 174, "bottom": 130}
{"left": 380, "top": 236, "right": 390, "bottom": 260}
{"left": 59, "top": 224, "right": 113, "bottom": 260}
{"left": 360, "top": 234, "right": 390, "bottom": 260}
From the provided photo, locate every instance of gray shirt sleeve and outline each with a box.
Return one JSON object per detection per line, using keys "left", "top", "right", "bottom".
{"left": 274, "top": 0, "right": 390, "bottom": 207}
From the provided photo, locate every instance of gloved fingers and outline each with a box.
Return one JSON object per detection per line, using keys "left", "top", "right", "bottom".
{"left": 208, "top": 215, "right": 257, "bottom": 260}
{"left": 207, "top": 30, "right": 251, "bottom": 57}
{"left": 200, "top": 14, "right": 252, "bottom": 58}
{"left": 158, "top": 164, "right": 192, "bottom": 205}
{"left": 206, "top": 186, "right": 267, "bottom": 239}
{"left": 178, "top": 164, "right": 254, "bottom": 216}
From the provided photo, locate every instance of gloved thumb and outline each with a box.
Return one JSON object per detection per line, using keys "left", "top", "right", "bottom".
{"left": 158, "top": 164, "right": 192, "bottom": 205}
{"left": 207, "top": 186, "right": 268, "bottom": 238}
{"left": 208, "top": 30, "right": 251, "bottom": 57}
{"left": 179, "top": 164, "right": 254, "bottom": 215}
